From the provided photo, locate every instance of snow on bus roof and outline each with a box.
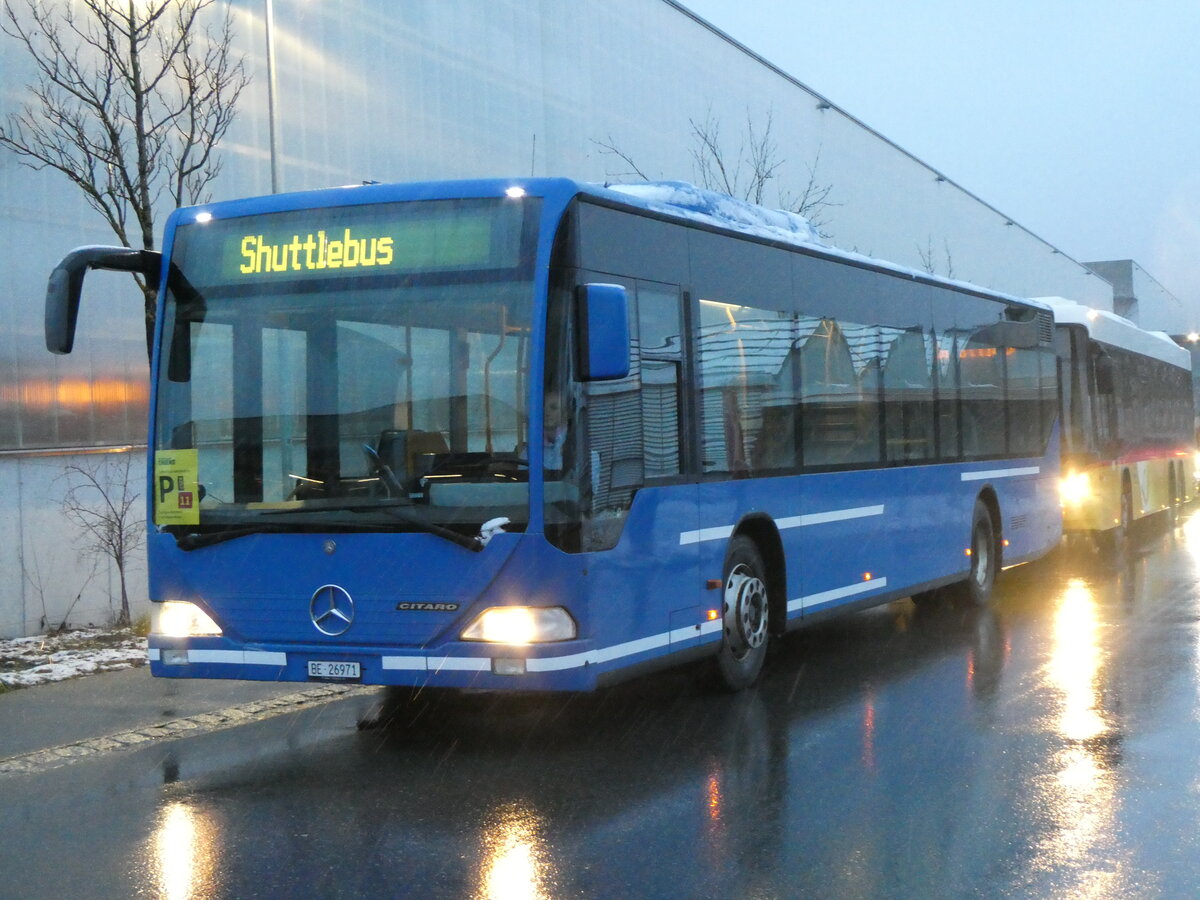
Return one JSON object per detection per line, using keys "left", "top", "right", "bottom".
{"left": 607, "top": 181, "right": 825, "bottom": 247}
{"left": 1036, "top": 296, "right": 1190, "bottom": 369}
{"left": 600, "top": 181, "right": 1047, "bottom": 312}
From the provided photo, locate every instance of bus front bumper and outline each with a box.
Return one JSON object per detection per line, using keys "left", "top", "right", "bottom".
{"left": 147, "top": 635, "right": 608, "bottom": 692}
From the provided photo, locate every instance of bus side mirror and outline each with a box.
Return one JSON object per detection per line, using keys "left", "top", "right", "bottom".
{"left": 577, "top": 283, "right": 630, "bottom": 381}
{"left": 45, "top": 245, "right": 161, "bottom": 354}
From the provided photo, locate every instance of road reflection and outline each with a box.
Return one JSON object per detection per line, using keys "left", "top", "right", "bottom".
{"left": 1032, "top": 575, "right": 1124, "bottom": 897}
{"left": 1050, "top": 578, "right": 1108, "bottom": 743}
{"left": 151, "top": 801, "right": 220, "bottom": 900}
{"left": 101, "top": 511, "right": 1200, "bottom": 898}
{"left": 475, "top": 803, "right": 555, "bottom": 900}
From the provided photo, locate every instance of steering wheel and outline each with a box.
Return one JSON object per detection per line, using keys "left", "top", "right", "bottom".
{"left": 362, "top": 444, "right": 405, "bottom": 496}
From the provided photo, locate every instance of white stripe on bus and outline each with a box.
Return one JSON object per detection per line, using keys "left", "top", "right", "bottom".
{"left": 788, "top": 576, "right": 889, "bottom": 613}
{"left": 960, "top": 466, "right": 1040, "bottom": 482}
{"left": 188, "top": 649, "right": 288, "bottom": 666}
{"left": 679, "top": 503, "right": 886, "bottom": 545}
{"left": 170, "top": 577, "right": 889, "bottom": 676}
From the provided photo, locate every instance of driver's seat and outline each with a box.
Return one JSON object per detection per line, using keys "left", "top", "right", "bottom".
{"left": 377, "top": 429, "right": 449, "bottom": 487}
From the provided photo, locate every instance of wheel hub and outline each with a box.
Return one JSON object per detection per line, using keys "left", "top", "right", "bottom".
{"left": 724, "top": 565, "right": 768, "bottom": 655}
{"left": 973, "top": 532, "right": 990, "bottom": 587}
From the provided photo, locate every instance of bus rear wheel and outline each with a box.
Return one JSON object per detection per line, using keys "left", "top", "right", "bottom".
{"left": 714, "top": 536, "right": 770, "bottom": 691}
{"left": 1168, "top": 464, "right": 1180, "bottom": 527}
{"left": 948, "top": 500, "right": 997, "bottom": 607}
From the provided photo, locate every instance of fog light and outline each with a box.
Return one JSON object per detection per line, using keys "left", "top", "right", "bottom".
{"left": 493, "top": 658, "right": 527, "bottom": 676}
{"left": 461, "top": 606, "right": 576, "bottom": 644}
{"left": 152, "top": 601, "right": 222, "bottom": 637}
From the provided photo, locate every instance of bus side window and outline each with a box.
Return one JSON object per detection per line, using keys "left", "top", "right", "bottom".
{"left": 698, "top": 301, "right": 799, "bottom": 475}
{"left": 960, "top": 322, "right": 1005, "bottom": 459}
{"left": 798, "top": 318, "right": 875, "bottom": 467}
{"left": 1007, "top": 343, "right": 1043, "bottom": 456}
{"left": 637, "top": 283, "right": 684, "bottom": 479}
{"left": 882, "top": 327, "right": 935, "bottom": 462}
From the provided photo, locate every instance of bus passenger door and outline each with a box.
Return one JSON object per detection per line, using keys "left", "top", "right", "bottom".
{"left": 575, "top": 278, "right": 702, "bottom": 648}
{"left": 636, "top": 282, "right": 703, "bottom": 650}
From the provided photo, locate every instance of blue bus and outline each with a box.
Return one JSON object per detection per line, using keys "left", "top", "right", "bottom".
{"left": 46, "top": 178, "right": 1062, "bottom": 691}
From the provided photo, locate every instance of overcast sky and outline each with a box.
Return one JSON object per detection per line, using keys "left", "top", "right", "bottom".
{"left": 680, "top": 0, "right": 1200, "bottom": 305}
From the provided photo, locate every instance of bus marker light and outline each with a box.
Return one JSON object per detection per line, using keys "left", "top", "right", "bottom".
{"left": 505, "top": 186, "right": 526, "bottom": 199}
{"left": 493, "top": 658, "right": 526, "bottom": 676}
{"left": 863, "top": 572, "right": 872, "bottom": 581}
{"left": 706, "top": 609, "right": 720, "bottom": 621}
{"left": 965, "top": 548, "right": 972, "bottom": 557}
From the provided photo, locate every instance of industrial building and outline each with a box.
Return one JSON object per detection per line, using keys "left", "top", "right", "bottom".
{"left": 0, "top": 0, "right": 1178, "bottom": 636}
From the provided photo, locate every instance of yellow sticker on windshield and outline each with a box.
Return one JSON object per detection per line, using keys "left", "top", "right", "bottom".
{"left": 154, "top": 449, "right": 200, "bottom": 526}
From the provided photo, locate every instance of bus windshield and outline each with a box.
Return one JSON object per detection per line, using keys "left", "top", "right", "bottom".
{"left": 152, "top": 197, "right": 540, "bottom": 542}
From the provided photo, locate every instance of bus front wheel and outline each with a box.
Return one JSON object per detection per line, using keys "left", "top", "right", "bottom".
{"left": 1107, "top": 479, "right": 1133, "bottom": 562}
{"left": 714, "top": 536, "right": 770, "bottom": 691}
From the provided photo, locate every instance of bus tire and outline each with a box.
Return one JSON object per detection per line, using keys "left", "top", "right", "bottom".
{"left": 948, "top": 500, "right": 997, "bottom": 607}
{"left": 714, "top": 535, "right": 770, "bottom": 691}
{"left": 1108, "top": 477, "right": 1133, "bottom": 562}
{"left": 1168, "top": 465, "right": 1179, "bottom": 528}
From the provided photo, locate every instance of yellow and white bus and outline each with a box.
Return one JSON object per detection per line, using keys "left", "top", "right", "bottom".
{"left": 1043, "top": 297, "right": 1194, "bottom": 552}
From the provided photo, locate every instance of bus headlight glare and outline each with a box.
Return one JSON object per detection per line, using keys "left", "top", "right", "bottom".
{"left": 461, "top": 606, "right": 576, "bottom": 644}
{"left": 152, "top": 601, "right": 223, "bottom": 637}
{"left": 1059, "top": 471, "right": 1091, "bottom": 505}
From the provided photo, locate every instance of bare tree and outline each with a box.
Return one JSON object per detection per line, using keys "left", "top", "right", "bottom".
{"left": 688, "top": 107, "right": 782, "bottom": 206}
{"left": 59, "top": 453, "right": 144, "bottom": 627}
{"left": 594, "top": 106, "right": 838, "bottom": 234}
{"left": 778, "top": 146, "right": 836, "bottom": 235}
{"left": 917, "top": 236, "right": 956, "bottom": 279}
{"left": 19, "top": 539, "right": 98, "bottom": 633}
{"left": 591, "top": 134, "right": 654, "bottom": 183}
{"left": 918, "top": 236, "right": 937, "bottom": 275}
{"left": 0, "top": 0, "right": 250, "bottom": 352}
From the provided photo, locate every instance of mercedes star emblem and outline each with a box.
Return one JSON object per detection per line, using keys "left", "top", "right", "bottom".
{"left": 309, "top": 584, "right": 355, "bottom": 636}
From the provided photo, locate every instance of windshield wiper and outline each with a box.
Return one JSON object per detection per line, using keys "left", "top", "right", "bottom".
{"left": 348, "top": 503, "right": 484, "bottom": 552}
{"left": 255, "top": 501, "right": 484, "bottom": 552}
{"left": 174, "top": 524, "right": 290, "bottom": 551}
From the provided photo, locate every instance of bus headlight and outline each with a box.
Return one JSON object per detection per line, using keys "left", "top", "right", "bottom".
{"left": 152, "top": 601, "right": 223, "bottom": 637}
{"left": 461, "top": 606, "right": 576, "bottom": 644}
{"left": 1059, "top": 471, "right": 1092, "bottom": 505}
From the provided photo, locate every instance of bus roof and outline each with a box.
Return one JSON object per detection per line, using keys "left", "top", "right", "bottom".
{"left": 581, "top": 180, "right": 1049, "bottom": 312}
{"left": 1037, "top": 296, "right": 1190, "bottom": 370}
{"left": 176, "top": 176, "right": 1049, "bottom": 312}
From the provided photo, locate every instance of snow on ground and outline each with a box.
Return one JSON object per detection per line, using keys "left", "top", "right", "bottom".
{"left": 0, "top": 628, "right": 147, "bottom": 690}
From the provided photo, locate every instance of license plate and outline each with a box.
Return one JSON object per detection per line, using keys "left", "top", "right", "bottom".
{"left": 307, "top": 660, "right": 361, "bottom": 680}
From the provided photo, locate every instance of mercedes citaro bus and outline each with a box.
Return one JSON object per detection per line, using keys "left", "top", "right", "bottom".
{"left": 46, "top": 178, "right": 1063, "bottom": 691}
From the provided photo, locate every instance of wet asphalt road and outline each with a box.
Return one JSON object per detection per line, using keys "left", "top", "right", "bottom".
{"left": 5, "top": 512, "right": 1200, "bottom": 898}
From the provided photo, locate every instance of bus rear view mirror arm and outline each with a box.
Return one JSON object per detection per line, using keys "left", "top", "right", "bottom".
{"left": 45, "top": 245, "right": 162, "bottom": 354}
